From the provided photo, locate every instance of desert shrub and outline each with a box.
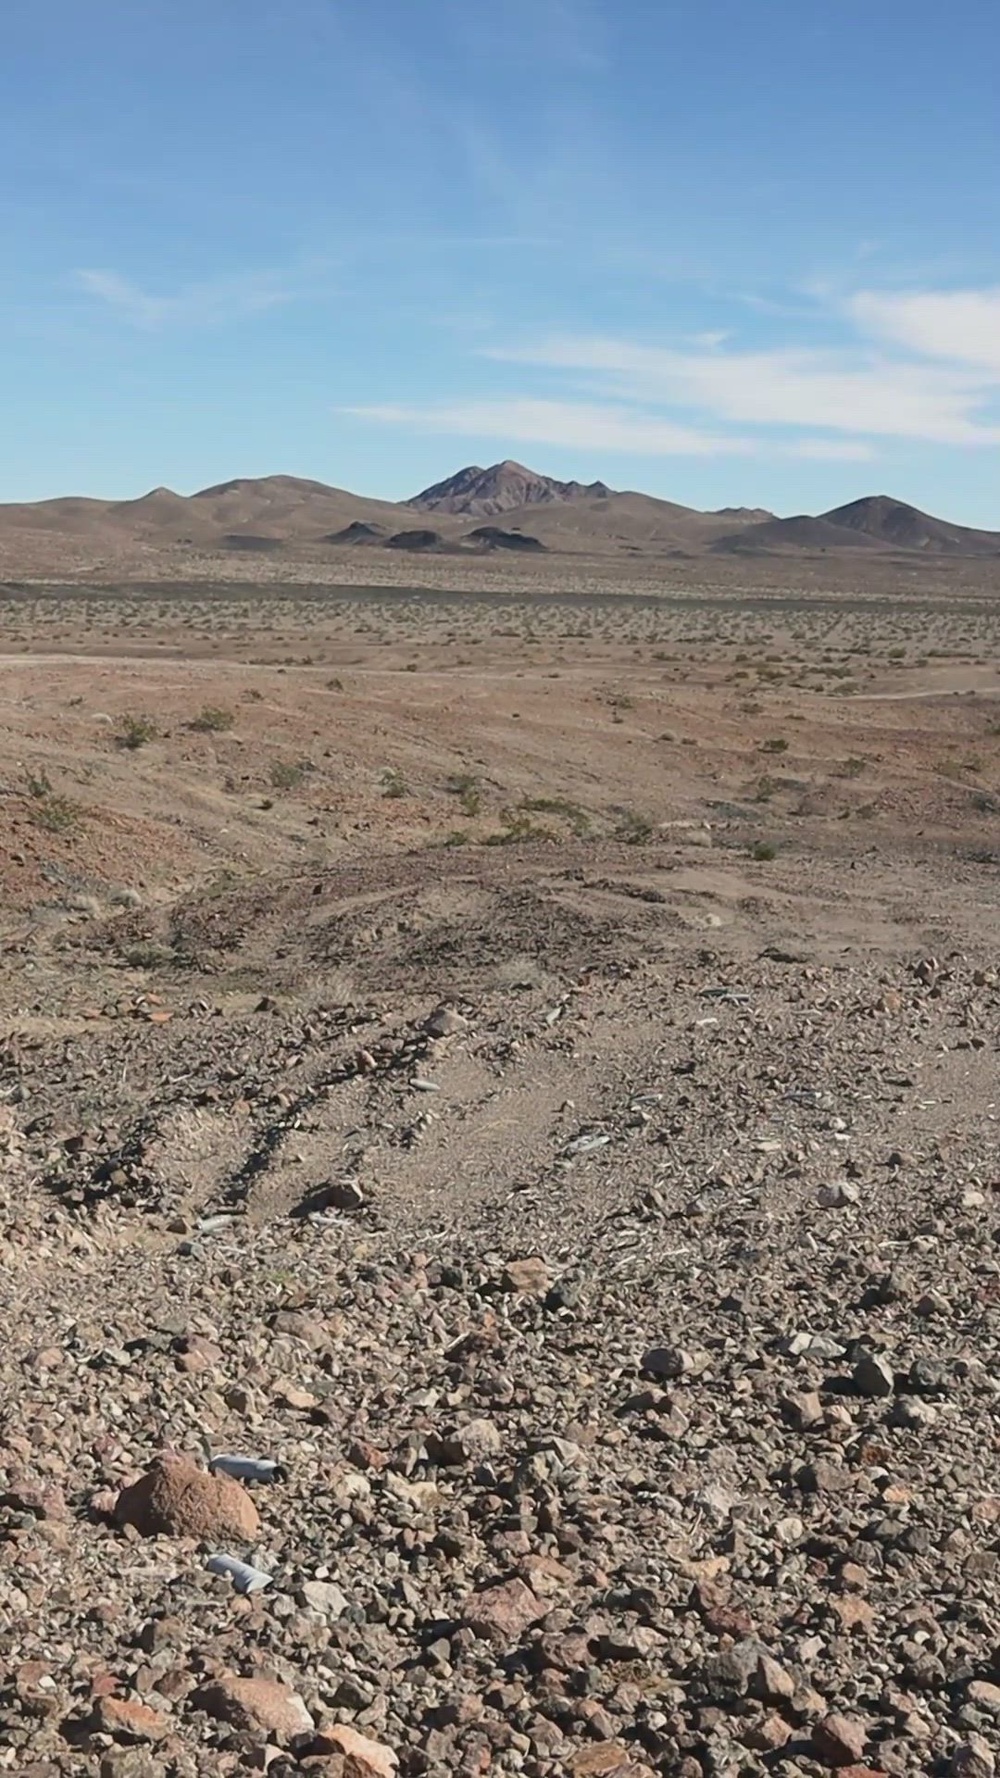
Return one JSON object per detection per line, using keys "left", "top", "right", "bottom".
{"left": 520, "top": 795, "right": 590, "bottom": 837}
{"left": 189, "top": 705, "right": 235, "bottom": 733}
{"left": 485, "top": 808, "right": 551, "bottom": 845}
{"left": 269, "top": 759, "right": 312, "bottom": 790}
{"left": 616, "top": 809, "right": 654, "bottom": 844}
{"left": 24, "top": 771, "right": 83, "bottom": 833}
{"left": 115, "top": 713, "right": 157, "bottom": 750}
{"left": 446, "top": 773, "right": 481, "bottom": 816}
{"left": 381, "top": 768, "right": 408, "bottom": 799}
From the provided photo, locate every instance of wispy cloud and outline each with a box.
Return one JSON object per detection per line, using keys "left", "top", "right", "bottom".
{"left": 848, "top": 287, "right": 1000, "bottom": 375}
{"left": 485, "top": 318, "right": 1000, "bottom": 446}
{"left": 75, "top": 266, "right": 298, "bottom": 329}
{"left": 345, "top": 398, "right": 873, "bottom": 461}
{"left": 347, "top": 398, "right": 738, "bottom": 455}
{"left": 345, "top": 282, "right": 1000, "bottom": 463}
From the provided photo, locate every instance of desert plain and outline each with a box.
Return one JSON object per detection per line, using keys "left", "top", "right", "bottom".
{"left": 3, "top": 532, "right": 1000, "bottom": 1778}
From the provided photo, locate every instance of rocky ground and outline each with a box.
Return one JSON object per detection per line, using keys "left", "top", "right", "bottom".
{"left": 2, "top": 578, "right": 1000, "bottom": 1778}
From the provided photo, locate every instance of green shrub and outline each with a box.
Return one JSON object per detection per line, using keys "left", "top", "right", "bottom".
{"left": 115, "top": 713, "right": 157, "bottom": 750}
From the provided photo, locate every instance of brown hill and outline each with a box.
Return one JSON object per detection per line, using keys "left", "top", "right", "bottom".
{"left": 821, "top": 495, "right": 1000, "bottom": 556}
{"left": 501, "top": 488, "right": 774, "bottom": 556}
{"left": 409, "top": 460, "right": 614, "bottom": 516}
{"left": 0, "top": 476, "right": 425, "bottom": 575}
{"left": 713, "top": 515, "right": 892, "bottom": 555}
{"left": 0, "top": 464, "right": 994, "bottom": 578}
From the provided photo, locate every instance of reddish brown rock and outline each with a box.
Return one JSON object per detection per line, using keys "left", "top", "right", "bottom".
{"left": 271, "top": 1379, "right": 320, "bottom": 1411}
{"left": 831, "top": 1594, "right": 876, "bottom": 1633}
{"left": 812, "top": 1713, "right": 868, "bottom": 1768}
{"left": 746, "top": 1713, "right": 793, "bottom": 1752}
{"left": 568, "top": 1749, "right": 657, "bottom": 1778}
{"left": 192, "top": 1672, "right": 312, "bottom": 1740}
{"left": 500, "top": 1257, "right": 549, "bottom": 1294}
{"left": 3, "top": 1475, "right": 68, "bottom": 1520}
{"left": 115, "top": 1453, "right": 259, "bottom": 1542}
{"left": 347, "top": 1439, "right": 387, "bottom": 1471}
{"left": 462, "top": 1576, "right": 546, "bottom": 1645}
{"left": 693, "top": 1578, "right": 753, "bottom": 1638}
{"left": 308, "top": 1725, "right": 398, "bottom": 1778}
{"left": 94, "top": 1695, "right": 169, "bottom": 1742}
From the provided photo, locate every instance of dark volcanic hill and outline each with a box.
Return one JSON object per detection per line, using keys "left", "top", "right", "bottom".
{"left": 820, "top": 495, "right": 1000, "bottom": 556}
{"left": 409, "top": 460, "right": 614, "bottom": 517}
{"left": 466, "top": 525, "right": 546, "bottom": 552}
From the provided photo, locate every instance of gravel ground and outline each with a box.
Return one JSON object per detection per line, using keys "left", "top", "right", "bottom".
{"left": 3, "top": 852, "right": 1000, "bottom": 1778}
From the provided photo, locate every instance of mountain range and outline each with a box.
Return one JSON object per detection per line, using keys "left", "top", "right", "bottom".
{"left": 0, "top": 459, "right": 996, "bottom": 578}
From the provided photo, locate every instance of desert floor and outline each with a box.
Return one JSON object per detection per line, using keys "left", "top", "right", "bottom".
{"left": 2, "top": 564, "right": 1000, "bottom": 1778}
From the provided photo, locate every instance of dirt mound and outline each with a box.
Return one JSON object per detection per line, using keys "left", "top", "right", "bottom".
{"left": 222, "top": 533, "right": 284, "bottom": 552}
{"left": 385, "top": 527, "right": 446, "bottom": 551}
{"left": 325, "top": 520, "right": 384, "bottom": 544}
{"left": 465, "top": 525, "right": 546, "bottom": 552}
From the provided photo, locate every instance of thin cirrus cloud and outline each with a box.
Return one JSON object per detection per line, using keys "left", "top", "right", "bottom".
{"left": 485, "top": 326, "right": 1000, "bottom": 447}
{"left": 349, "top": 286, "right": 1000, "bottom": 460}
{"left": 75, "top": 267, "right": 296, "bottom": 328}
{"left": 846, "top": 287, "right": 1000, "bottom": 375}
{"left": 346, "top": 398, "right": 873, "bottom": 461}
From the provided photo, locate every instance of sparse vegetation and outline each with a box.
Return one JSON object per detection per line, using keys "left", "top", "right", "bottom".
{"left": 615, "top": 809, "right": 654, "bottom": 844}
{"left": 485, "top": 808, "right": 552, "bottom": 845}
{"left": 115, "top": 712, "right": 157, "bottom": 750}
{"left": 381, "top": 768, "right": 408, "bottom": 799}
{"left": 519, "top": 795, "right": 591, "bottom": 837}
{"left": 124, "top": 942, "right": 177, "bottom": 970}
{"left": 269, "top": 759, "right": 311, "bottom": 790}
{"left": 23, "top": 771, "right": 84, "bottom": 833}
{"left": 189, "top": 705, "right": 235, "bottom": 733}
{"left": 750, "top": 839, "right": 778, "bottom": 861}
{"left": 446, "top": 772, "right": 482, "bottom": 817}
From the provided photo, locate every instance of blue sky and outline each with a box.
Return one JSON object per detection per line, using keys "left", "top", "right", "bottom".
{"left": 2, "top": 0, "right": 999, "bottom": 522}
